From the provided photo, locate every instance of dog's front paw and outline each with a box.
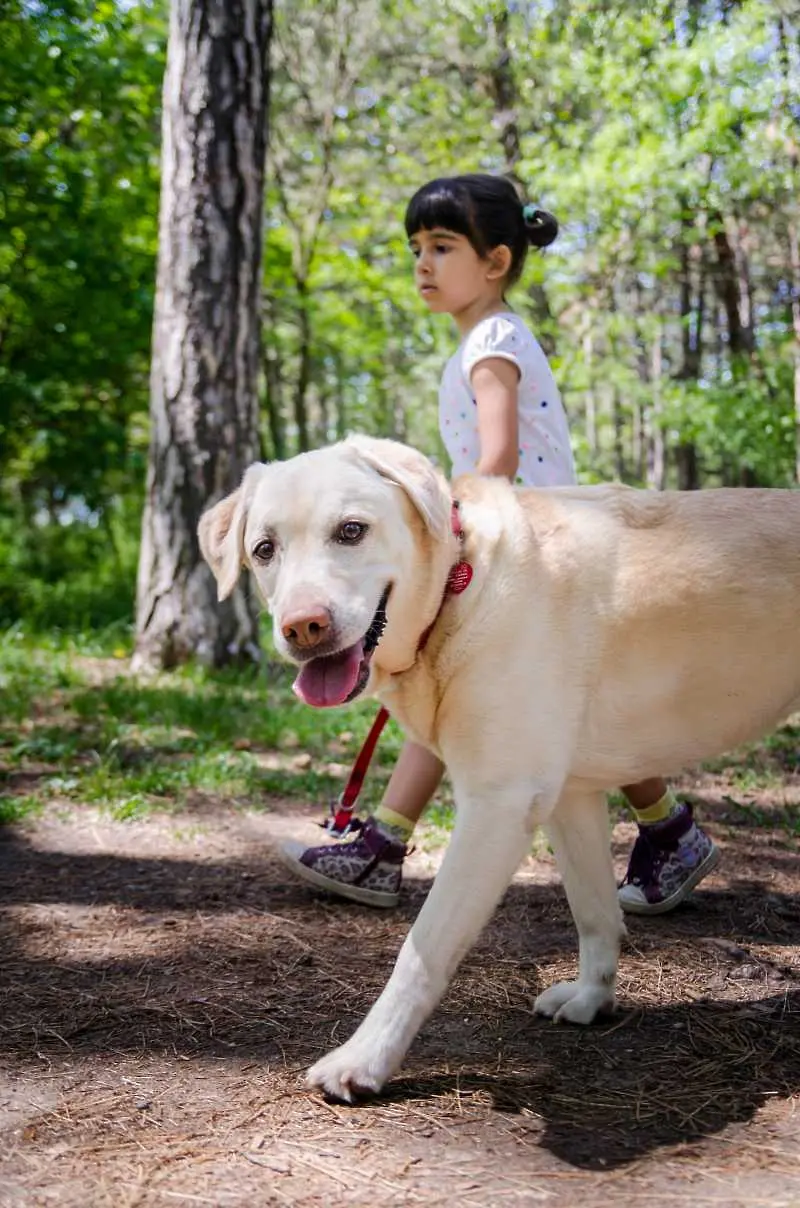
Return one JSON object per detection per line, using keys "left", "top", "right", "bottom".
{"left": 306, "top": 1039, "right": 396, "bottom": 1104}
{"left": 534, "top": 979, "right": 614, "bottom": 1025}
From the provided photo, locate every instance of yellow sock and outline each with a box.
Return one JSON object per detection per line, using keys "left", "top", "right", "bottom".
{"left": 374, "top": 804, "right": 416, "bottom": 842}
{"left": 632, "top": 789, "right": 679, "bottom": 827}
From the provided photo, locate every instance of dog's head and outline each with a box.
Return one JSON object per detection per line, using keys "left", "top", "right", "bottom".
{"left": 198, "top": 436, "right": 454, "bottom": 707}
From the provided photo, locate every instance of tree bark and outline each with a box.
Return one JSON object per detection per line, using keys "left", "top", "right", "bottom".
{"left": 612, "top": 388, "right": 625, "bottom": 482}
{"left": 486, "top": 5, "right": 521, "bottom": 178}
{"left": 672, "top": 211, "right": 706, "bottom": 486}
{"left": 788, "top": 212, "right": 800, "bottom": 486}
{"left": 647, "top": 323, "right": 666, "bottom": 490}
{"left": 677, "top": 217, "right": 705, "bottom": 381}
{"left": 294, "top": 276, "right": 311, "bottom": 452}
{"left": 262, "top": 294, "right": 287, "bottom": 461}
{"left": 484, "top": 4, "right": 556, "bottom": 352}
{"left": 675, "top": 442, "right": 700, "bottom": 490}
{"left": 709, "top": 210, "right": 755, "bottom": 357}
{"left": 778, "top": 15, "right": 800, "bottom": 484}
{"left": 583, "top": 322, "right": 597, "bottom": 457}
{"left": 134, "top": 0, "right": 273, "bottom": 671}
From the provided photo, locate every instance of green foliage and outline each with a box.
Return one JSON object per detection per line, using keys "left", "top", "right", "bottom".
{"left": 662, "top": 347, "right": 797, "bottom": 486}
{"left": 263, "top": 0, "right": 799, "bottom": 488}
{"left": 2, "top": 0, "right": 799, "bottom": 632}
{"left": 0, "top": 0, "right": 164, "bottom": 513}
{"left": 0, "top": 496, "right": 139, "bottom": 628}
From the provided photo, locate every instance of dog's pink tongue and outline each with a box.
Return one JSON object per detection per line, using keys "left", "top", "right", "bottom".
{"left": 293, "top": 642, "right": 364, "bottom": 708}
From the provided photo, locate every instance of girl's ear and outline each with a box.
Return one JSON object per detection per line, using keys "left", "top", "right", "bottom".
{"left": 486, "top": 244, "right": 512, "bottom": 281}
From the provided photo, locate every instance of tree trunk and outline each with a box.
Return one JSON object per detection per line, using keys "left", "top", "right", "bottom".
{"left": 484, "top": 4, "right": 556, "bottom": 352}
{"left": 789, "top": 214, "right": 800, "bottom": 486}
{"left": 133, "top": 0, "right": 273, "bottom": 672}
{"left": 612, "top": 388, "right": 625, "bottom": 481}
{"left": 632, "top": 281, "right": 648, "bottom": 482}
{"left": 486, "top": 5, "right": 521, "bottom": 178}
{"left": 294, "top": 277, "right": 311, "bottom": 452}
{"left": 632, "top": 403, "right": 645, "bottom": 483}
{"left": 709, "top": 210, "right": 755, "bottom": 357}
{"left": 677, "top": 217, "right": 704, "bottom": 380}
{"left": 647, "top": 323, "right": 666, "bottom": 490}
{"left": 263, "top": 293, "right": 287, "bottom": 461}
{"left": 673, "top": 212, "right": 705, "bottom": 486}
{"left": 778, "top": 14, "right": 800, "bottom": 484}
{"left": 675, "top": 442, "right": 700, "bottom": 490}
{"left": 583, "top": 323, "right": 597, "bottom": 457}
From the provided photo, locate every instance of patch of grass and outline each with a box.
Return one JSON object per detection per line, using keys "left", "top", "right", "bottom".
{"left": 727, "top": 765, "right": 787, "bottom": 795}
{"left": 0, "top": 793, "right": 42, "bottom": 825}
{"left": 719, "top": 794, "right": 800, "bottom": 838}
{"left": 414, "top": 796, "right": 456, "bottom": 852}
{"left": 11, "top": 728, "right": 85, "bottom": 763}
{"left": 257, "top": 766, "right": 357, "bottom": 802}
{"left": 703, "top": 719, "right": 799, "bottom": 785}
{"left": 2, "top": 627, "right": 797, "bottom": 838}
{"left": 0, "top": 624, "right": 405, "bottom": 821}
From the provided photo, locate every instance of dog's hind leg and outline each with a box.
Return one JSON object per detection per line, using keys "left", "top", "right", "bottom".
{"left": 534, "top": 788, "right": 625, "bottom": 1024}
{"left": 306, "top": 780, "right": 544, "bottom": 1102}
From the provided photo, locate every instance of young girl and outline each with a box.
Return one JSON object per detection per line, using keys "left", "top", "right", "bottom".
{"left": 279, "top": 173, "right": 719, "bottom": 915}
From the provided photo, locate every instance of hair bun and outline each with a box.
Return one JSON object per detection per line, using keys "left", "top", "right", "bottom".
{"left": 522, "top": 204, "right": 558, "bottom": 249}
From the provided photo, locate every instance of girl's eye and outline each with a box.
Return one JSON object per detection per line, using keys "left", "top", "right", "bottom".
{"left": 410, "top": 246, "right": 421, "bottom": 259}
{"left": 337, "top": 520, "right": 368, "bottom": 544}
{"left": 252, "top": 538, "right": 275, "bottom": 563}
{"left": 435, "top": 244, "right": 450, "bottom": 254}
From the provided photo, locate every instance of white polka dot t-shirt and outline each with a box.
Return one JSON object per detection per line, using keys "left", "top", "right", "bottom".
{"left": 439, "top": 311, "right": 576, "bottom": 487}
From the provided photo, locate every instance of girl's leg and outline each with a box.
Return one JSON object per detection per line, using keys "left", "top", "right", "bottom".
{"left": 371, "top": 740, "right": 445, "bottom": 839}
{"left": 621, "top": 776, "right": 673, "bottom": 817}
{"left": 278, "top": 740, "right": 444, "bottom": 908}
{"left": 618, "top": 776, "right": 719, "bottom": 915}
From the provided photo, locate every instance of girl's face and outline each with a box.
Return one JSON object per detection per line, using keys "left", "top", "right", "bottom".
{"left": 408, "top": 227, "right": 506, "bottom": 324}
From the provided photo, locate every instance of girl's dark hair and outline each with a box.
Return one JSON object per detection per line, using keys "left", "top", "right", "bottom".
{"left": 404, "top": 174, "right": 558, "bottom": 288}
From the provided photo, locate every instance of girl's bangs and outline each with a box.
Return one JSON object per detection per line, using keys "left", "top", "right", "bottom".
{"left": 404, "top": 184, "right": 472, "bottom": 240}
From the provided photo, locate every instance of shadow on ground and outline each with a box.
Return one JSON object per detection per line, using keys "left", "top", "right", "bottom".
{"left": 1, "top": 819, "right": 799, "bottom": 1173}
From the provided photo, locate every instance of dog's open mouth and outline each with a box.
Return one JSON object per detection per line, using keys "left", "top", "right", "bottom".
{"left": 292, "top": 586, "right": 390, "bottom": 709}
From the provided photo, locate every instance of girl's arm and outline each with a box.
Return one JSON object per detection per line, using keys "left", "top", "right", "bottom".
{"left": 471, "top": 357, "right": 521, "bottom": 481}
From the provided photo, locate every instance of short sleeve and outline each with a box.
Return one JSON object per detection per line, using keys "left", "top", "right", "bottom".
{"left": 461, "top": 315, "right": 523, "bottom": 382}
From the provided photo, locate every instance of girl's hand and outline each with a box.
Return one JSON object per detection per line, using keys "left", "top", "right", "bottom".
{"left": 471, "top": 357, "right": 521, "bottom": 482}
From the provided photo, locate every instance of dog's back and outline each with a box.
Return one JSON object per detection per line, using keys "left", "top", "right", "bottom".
{"left": 516, "top": 485, "right": 800, "bottom": 787}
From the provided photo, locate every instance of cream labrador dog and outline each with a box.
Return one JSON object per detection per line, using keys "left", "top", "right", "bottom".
{"left": 198, "top": 435, "right": 800, "bottom": 1102}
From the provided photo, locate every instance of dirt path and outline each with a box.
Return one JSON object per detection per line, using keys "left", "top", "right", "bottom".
{"left": 1, "top": 787, "right": 798, "bottom": 1207}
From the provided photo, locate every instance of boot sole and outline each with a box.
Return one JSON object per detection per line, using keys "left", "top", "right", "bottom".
{"left": 619, "top": 843, "right": 721, "bottom": 916}
{"left": 275, "top": 844, "right": 400, "bottom": 909}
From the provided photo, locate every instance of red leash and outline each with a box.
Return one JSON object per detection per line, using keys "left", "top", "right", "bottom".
{"left": 324, "top": 706, "right": 391, "bottom": 835}
{"left": 322, "top": 501, "right": 472, "bottom": 836}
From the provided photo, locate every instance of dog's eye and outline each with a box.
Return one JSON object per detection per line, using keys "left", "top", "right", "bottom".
{"left": 252, "top": 538, "right": 275, "bottom": 563}
{"left": 337, "top": 521, "right": 367, "bottom": 544}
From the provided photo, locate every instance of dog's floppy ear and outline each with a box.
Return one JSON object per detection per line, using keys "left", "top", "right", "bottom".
{"left": 198, "top": 487, "right": 247, "bottom": 601}
{"left": 345, "top": 436, "right": 451, "bottom": 543}
{"left": 198, "top": 464, "right": 264, "bottom": 601}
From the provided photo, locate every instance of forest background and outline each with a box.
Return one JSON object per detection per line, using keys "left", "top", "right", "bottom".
{"left": 1, "top": 0, "right": 799, "bottom": 634}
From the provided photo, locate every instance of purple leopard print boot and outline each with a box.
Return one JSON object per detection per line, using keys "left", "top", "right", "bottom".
{"left": 278, "top": 817, "right": 406, "bottom": 908}
{"left": 618, "top": 802, "right": 720, "bottom": 915}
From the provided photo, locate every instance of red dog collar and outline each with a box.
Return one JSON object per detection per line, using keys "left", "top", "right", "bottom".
{"left": 446, "top": 500, "right": 473, "bottom": 595}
